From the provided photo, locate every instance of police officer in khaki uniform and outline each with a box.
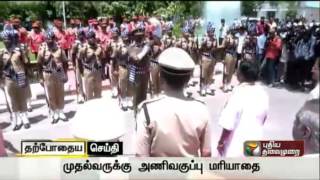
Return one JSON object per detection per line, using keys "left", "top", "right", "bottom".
{"left": 70, "top": 28, "right": 86, "bottom": 103}
{"left": 219, "top": 30, "right": 238, "bottom": 92}
{"left": 128, "top": 21, "right": 151, "bottom": 115}
{"left": 109, "top": 27, "right": 122, "bottom": 98}
{"left": 11, "top": 17, "right": 33, "bottom": 112}
{"left": 135, "top": 47, "right": 211, "bottom": 157}
{"left": 118, "top": 29, "right": 131, "bottom": 110}
{"left": 199, "top": 22, "right": 217, "bottom": 96}
{"left": 78, "top": 29, "right": 103, "bottom": 100}
{"left": 37, "top": 30, "right": 68, "bottom": 124}
{"left": 0, "top": 29, "right": 31, "bottom": 130}
{"left": 161, "top": 23, "right": 176, "bottom": 49}
{"left": 179, "top": 26, "right": 192, "bottom": 52}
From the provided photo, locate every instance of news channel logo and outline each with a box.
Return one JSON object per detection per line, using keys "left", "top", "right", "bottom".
{"left": 244, "top": 141, "right": 261, "bottom": 157}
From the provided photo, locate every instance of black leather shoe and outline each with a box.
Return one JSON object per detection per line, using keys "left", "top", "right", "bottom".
{"left": 13, "top": 124, "right": 23, "bottom": 131}
{"left": 24, "top": 123, "right": 31, "bottom": 129}
{"left": 121, "top": 106, "right": 128, "bottom": 111}
{"left": 60, "top": 117, "right": 69, "bottom": 122}
{"left": 51, "top": 118, "right": 59, "bottom": 124}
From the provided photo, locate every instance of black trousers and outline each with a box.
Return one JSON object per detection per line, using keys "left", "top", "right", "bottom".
{"left": 286, "top": 59, "right": 315, "bottom": 87}
{"left": 235, "top": 53, "right": 242, "bottom": 70}
{"left": 265, "top": 58, "right": 277, "bottom": 85}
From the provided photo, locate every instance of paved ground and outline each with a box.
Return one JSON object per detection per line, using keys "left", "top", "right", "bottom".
{"left": 0, "top": 63, "right": 310, "bottom": 156}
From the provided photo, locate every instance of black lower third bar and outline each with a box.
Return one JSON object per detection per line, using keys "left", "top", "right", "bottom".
{"left": 87, "top": 141, "right": 123, "bottom": 157}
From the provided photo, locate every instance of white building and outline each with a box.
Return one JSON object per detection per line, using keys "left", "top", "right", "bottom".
{"left": 257, "top": 1, "right": 320, "bottom": 22}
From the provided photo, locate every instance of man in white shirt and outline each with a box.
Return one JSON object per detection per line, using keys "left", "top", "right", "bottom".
{"left": 218, "top": 19, "right": 228, "bottom": 46}
{"left": 217, "top": 61, "right": 269, "bottom": 157}
{"left": 235, "top": 26, "right": 247, "bottom": 67}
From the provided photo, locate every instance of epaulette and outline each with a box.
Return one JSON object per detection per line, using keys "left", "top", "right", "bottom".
{"left": 137, "top": 96, "right": 165, "bottom": 111}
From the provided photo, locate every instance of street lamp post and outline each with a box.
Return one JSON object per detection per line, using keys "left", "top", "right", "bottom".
{"left": 62, "top": 1, "right": 67, "bottom": 28}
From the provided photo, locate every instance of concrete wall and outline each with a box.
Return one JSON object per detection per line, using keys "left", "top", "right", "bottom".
{"left": 256, "top": 2, "right": 320, "bottom": 22}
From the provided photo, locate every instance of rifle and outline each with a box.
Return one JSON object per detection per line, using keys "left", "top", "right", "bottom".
{"left": 72, "top": 43, "right": 86, "bottom": 103}
{"left": 42, "top": 80, "right": 50, "bottom": 115}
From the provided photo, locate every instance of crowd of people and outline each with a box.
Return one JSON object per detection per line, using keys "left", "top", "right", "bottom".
{"left": 0, "top": 14, "right": 319, "bottom": 157}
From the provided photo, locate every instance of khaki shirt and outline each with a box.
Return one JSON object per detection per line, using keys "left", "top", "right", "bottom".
{"left": 0, "top": 47, "right": 28, "bottom": 76}
{"left": 78, "top": 43, "right": 102, "bottom": 66}
{"left": 109, "top": 39, "right": 124, "bottom": 60}
{"left": 37, "top": 43, "right": 68, "bottom": 71}
{"left": 135, "top": 95, "right": 211, "bottom": 157}
{"left": 70, "top": 40, "right": 85, "bottom": 60}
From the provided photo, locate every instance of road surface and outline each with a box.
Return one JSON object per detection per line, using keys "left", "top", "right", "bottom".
{"left": 0, "top": 63, "right": 309, "bottom": 156}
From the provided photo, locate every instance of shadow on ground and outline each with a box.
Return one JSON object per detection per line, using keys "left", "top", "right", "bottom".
{"left": 65, "top": 99, "right": 75, "bottom": 105}
{"left": 0, "top": 122, "right": 11, "bottom": 130}
{"left": 30, "top": 103, "right": 46, "bottom": 111}
{"left": 65, "top": 111, "right": 76, "bottom": 119}
{"left": 29, "top": 115, "right": 47, "bottom": 124}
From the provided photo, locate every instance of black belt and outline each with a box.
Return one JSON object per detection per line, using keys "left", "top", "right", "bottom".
{"left": 150, "top": 59, "right": 158, "bottom": 64}
{"left": 84, "top": 64, "right": 100, "bottom": 72}
{"left": 119, "top": 63, "right": 127, "bottom": 68}
{"left": 202, "top": 52, "right": 213, "bottom": 58}
{"left": 43, "top": 70, "right": 53, "bottom": 74}
{"left": 225, "top": 48, "right": 235, "bottom": 53}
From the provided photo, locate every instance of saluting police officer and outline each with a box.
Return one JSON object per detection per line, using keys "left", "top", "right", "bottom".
{"left": 219, "top": 29, "right": 238, "bottom": 92}
{"left": 135, "top": 47, "right": 211, "bottom": 157}
{"left": 78, "top": 29, "right": 103, "bottom": 100}
{"left": 199, "top": 22, "right": 217, "bottom": 96}
{"left": 11, "top": 17, "right": 33, "bottom": 112}
{"left": 127, "top": 21, "right": 151, "bottom": 115}
{"left": 109, "top": 26, "right": 122, "bottom": 98}
{"left": 70, "top": 28, "right": 87, "bottom": 103}
{"left": 37, "top": 30, "right": 68, "bottom": 124}
{"left": 118, "top": 28, "right": 131, "bottom": 110}
{"left": 0, "top": 29, "right": 31, "bottom": 130}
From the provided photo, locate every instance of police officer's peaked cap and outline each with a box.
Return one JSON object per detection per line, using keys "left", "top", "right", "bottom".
{"left": 133, "top": 21, "right": 145, "bottom": 35}
{"left": 77, "top": 28, "right": 86, "bottom": 37}
{"left": 86, "top": 28, "right": 96, "bottom": 38}
{"left": 45, "top": 29, "right": 55, "bottom": 39}
{"left": 158, "top": 47, "right": 195, "bottom": 73}
{"left": 111, "top": 27, "right": 119, "bottom": 34}
{"left": 0, "top": 29, "right": 15, "bottom": 40}
{"left": 207, "top": 21, "right": 215, "bottom": 33}
{"left": 121, "top": 28, "right": 129, "bottom": 38}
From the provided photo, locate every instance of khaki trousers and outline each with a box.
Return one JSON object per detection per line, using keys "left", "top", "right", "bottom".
{"left": 118, "top": 65, "right": 128, "bottom": 98}
{"left": 5, "top": 78, "right": 28, "bottom": 112}
{"left": 43, "top": 73, "right": 65, "bottom": 110}
{"left": 223, "top": 53, "right": 237, "bottom": 84}
{"left": 129, "top": 73, "right": 149, "bottom": 113}
{"left": 150, "top": 64, "right": 161, "bottom": 96}
{"left": 83, "top": 69, "right": 102, "bottom": 100}
{"left": 201, "top": 55, "right": 216, "bottom": 86}
{"left": 110, "top": 62, "right": 119, "bottom": 89}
